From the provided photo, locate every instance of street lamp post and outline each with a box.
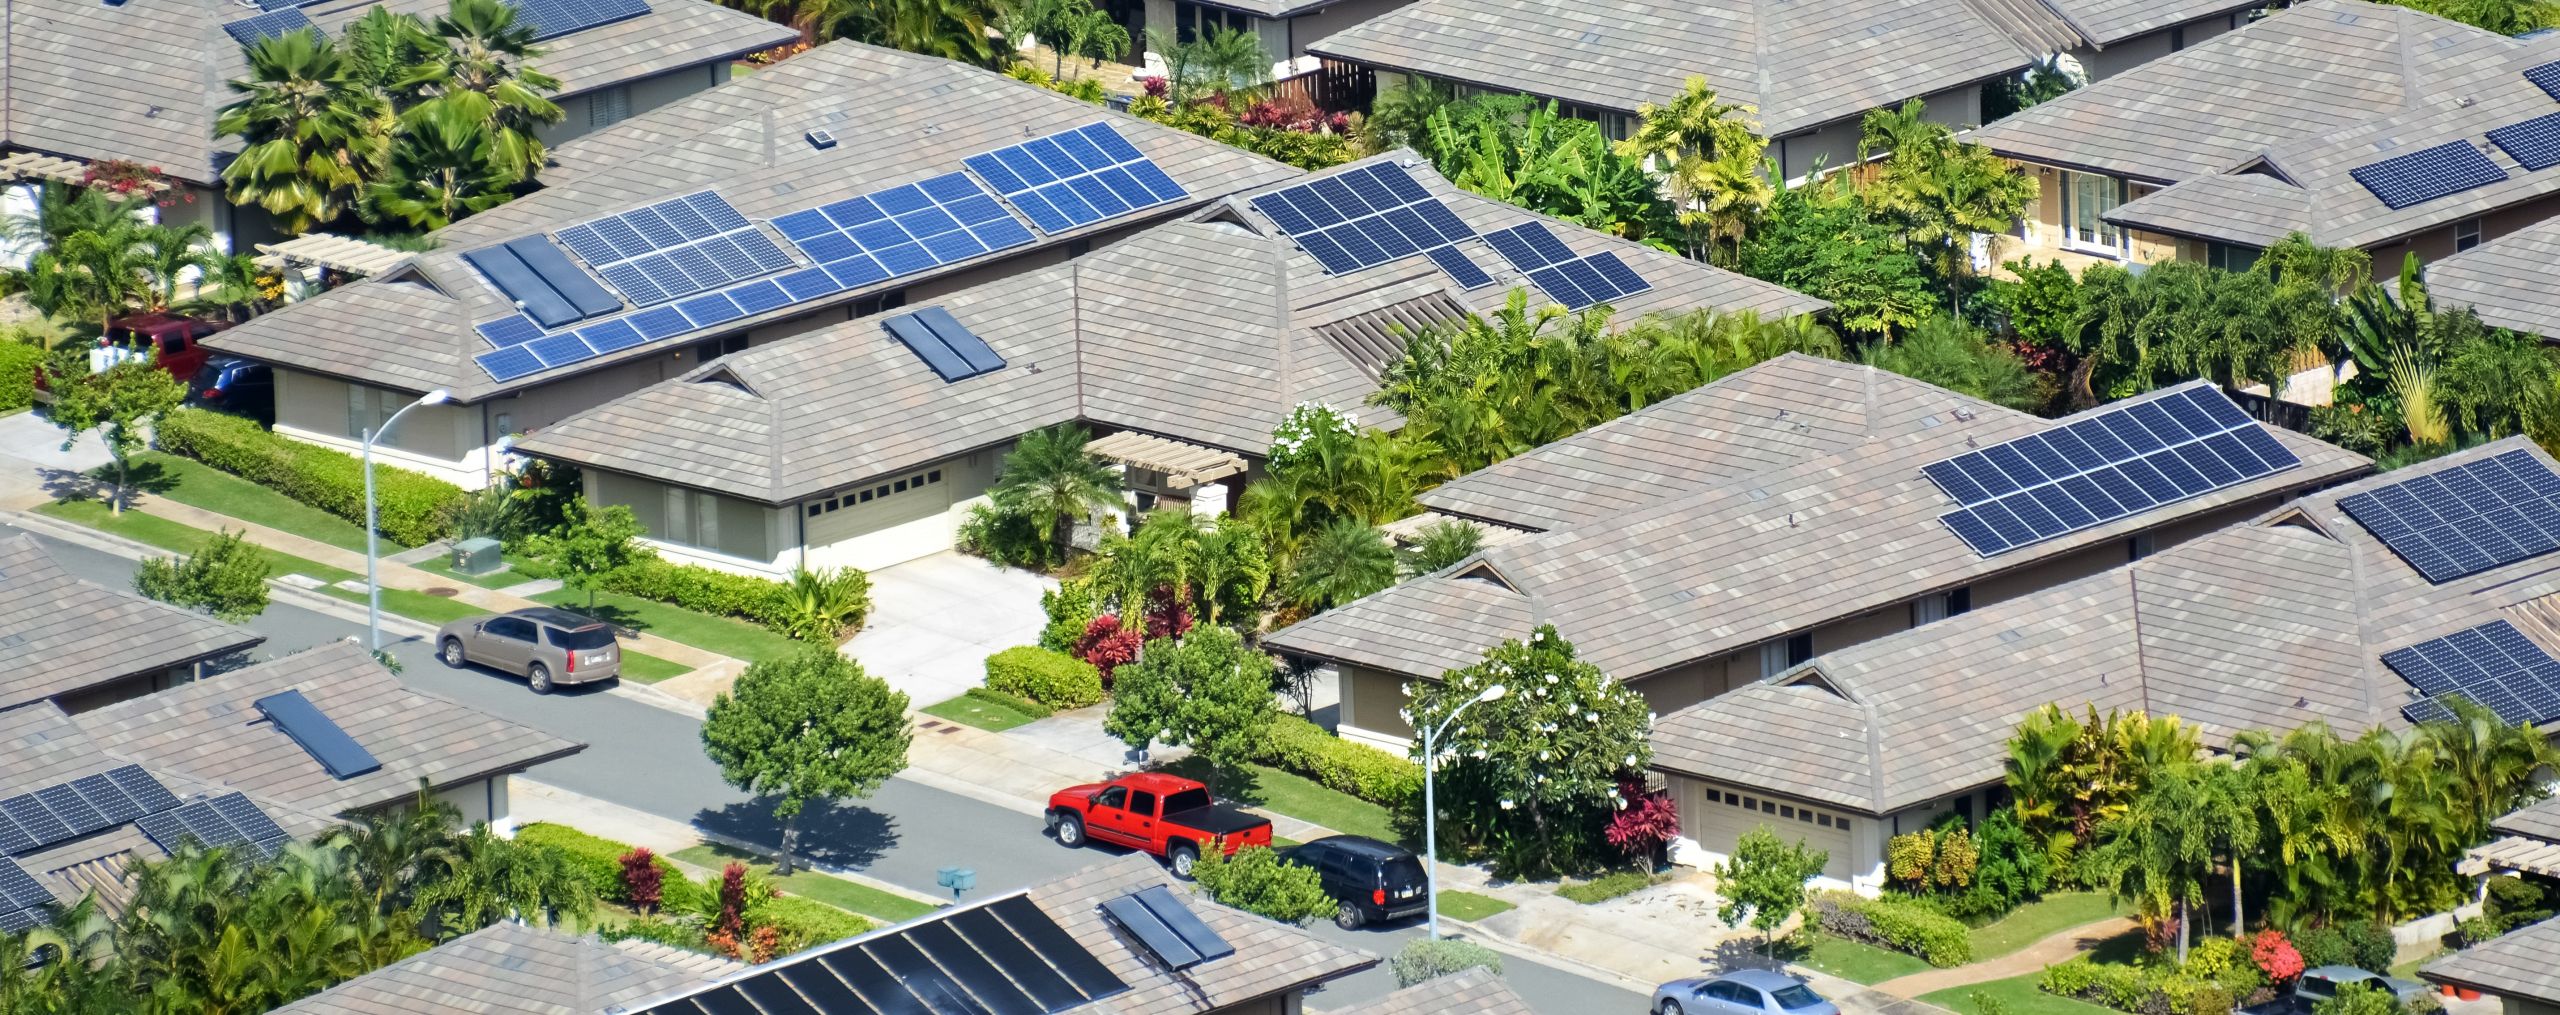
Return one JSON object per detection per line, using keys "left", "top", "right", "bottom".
{"left": 364, "top": 389, "right": 451, "bottom": 652}
{"left": 1421, "top": 682, "right": 1505, "bottom": 941}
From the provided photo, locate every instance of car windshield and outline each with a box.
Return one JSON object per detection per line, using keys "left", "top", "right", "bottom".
{"left": 547, "top": 627, "right": 614, "bottom": 650}
{"left": 1161, "top": 788, "right": 1211, "bottom": 814}
{"left": 1380, "top": 856, "right": 1424, "bottom": 886}
{"left": 1771, "top": 985, "right": 1824, "bottom": 1010}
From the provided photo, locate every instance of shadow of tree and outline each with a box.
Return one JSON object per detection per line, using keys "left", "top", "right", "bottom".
{"left": 36, "top": 465, "right": 111, "bottom": 507}
{"left": 552, "top": 601, "right": 652, "bottom": 635}
{"left": 1153, "top": 755, "right": 1267, "bottom": 807}
{"left": 691, "top": 796, "right": 900, "bottom": 871}
{"left": 116, "top": 458, "right": 176, "bottom": 494}
{"left": 1713, "top": 935, "right": 1789, "bottom": 973}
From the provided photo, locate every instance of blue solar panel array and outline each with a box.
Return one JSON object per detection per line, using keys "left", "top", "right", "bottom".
{"left": 463, "top": 237, "right": 622, "bottom": 329}
{"left": 1101, "top": 885, "right": 1235, "bottom": 970}
{"left": 133, "top": 792, "right": 291, "bottom": 859}
{"left": 2339, "top": 448, "right": 2560, "bottom": 584}
{"left": 557, "top": 191, "right": 792, "bottom": 307}
{"left": 0, "top": 858, "right": 49, "bottom": 934}
{"left": 2489, "top": 112, "right": 2560, "bottom": 172}
{"left": 883, "top": 306, "right": 1004, "bottom": 382}
{"left": 1249, "top": 163, "right": 1487, "bottom": 288}
{"left": 1481, "top": 222, "right": 1651, "bottom": 311}
{"left": 509, "top": 0, "right": 651, "bottom": 40}
{"left": 1922, "top": 386, "right": 2301, "bottom": 557}
{"left": 2528, "top": 60, "right": 2560, "bottom": 101}
{"left": 2385, "top": 620, "right": 2560, "bottom": 727}
{"left": 2350, "top": 140, "right": 2509, "bottom": 210}
{"left": 965, "top": 122, "right": 1187, "bottom": 234}
{"left": 254, "top": 690, "right": 381, "bottom": 780}
{"left": 0, "top": 764, "right": 180, "bottom": 857}
{"left": 223, "top": 8, "right": 315, "bottom": 45}
{"left": 769, "top": 172, "right": 1035, "bottom": 292}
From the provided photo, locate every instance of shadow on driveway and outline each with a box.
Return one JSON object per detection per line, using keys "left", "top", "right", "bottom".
{"left": 694, "top": 797, "right": 902, "bottom": 870}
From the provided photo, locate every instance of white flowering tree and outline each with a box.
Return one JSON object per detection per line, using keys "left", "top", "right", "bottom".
{"left": 1407, "top": 624, "right": 1654, "bottom": 879}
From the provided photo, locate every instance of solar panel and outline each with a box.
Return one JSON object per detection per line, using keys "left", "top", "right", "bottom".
{"left": 1923, "top": 386, "right": 2298, "bottom": 557}
{"left": 253, "top": 689, "right": 382, "bottom": 780}
{"left": 0, "top": 857, "right": 50, "bottom": 913}
{"left": 1102, "top": 893, "right": 1204, "bottom": 968}
{"left": 1481, "top": 221, "right": 1578, "bottom": 272}
{"left": 223, "top": 8, "right": 314, "bottom": 45}
{"left": 770, "top": 173, "right": 1032, "bottom": 297}
{"left": 33, "top": 785, "right": 105, "bottom": 840}
{"left": 473, "top": 345, "right": 546, "bottom": 383}
{"left": 2339, "top": 448, "right": 2560, "bottom": 583}
{"left": 2488, "top": 112, "right": 2560, "bottom": 172}
{"left": 561, "top": 191, "right": 787, "bottom": 307}
{"left": 988, "top": 894, "right": 1127, "bottom": 1001}
{"left": 816, "top": 947, "right": 926, "bottom": 1011}
{"left": 475, "top": 314, "right": 548, "bottom": 349}
{"left": 1479, "top": 223, "right": 1651, "bottom": 310}
{"left": 966, "top": 122, "right": 1187, "bottom": 235}
{"left": 506, "top": 237, "right": 622, "bottom": 317}
{"left": 910, "top": 919, "right": 1042, "bottom": 1013}
{"left": 0, "top": 811, "right": 31, "bottom": 855}
{"left": 2349, "top": 140, "right": 2509, "bottom": 210}
{"left": 950, "top": 906, "right": 1086, "bottom": 1011}
{"left": 1132, "top": 885, "right": 1234, "bottom": 962}
{"left": 210, "top": 793, "right": 288, "bottom": 846}
{"left": 463, "top": 244, "right": 598, "bottom": 329}
{"left": 508, "top": 0, "right": 650, "bottom": 41}
{"left": 770, "top": 963, "right": 869, "bottom": 1013}
{"left": 0, "top": 905, "right": 42, "bottom": 934}
{"left": 171, "top": 800, "right": 247, "bottom": 849}
{"left": 70, "top": 774, "right": 140, "bottom": 826}
{"left": 2383, "top": 620, "right": 2560, "bottom": 727}
{"left": 1250, "top": 163, "right": 1474, "bottom": 276}
{"left": 0, "top": 796, "right": 68, "bottom": 849}
{"left": 2528, "top": 59, "right": 2560, "bottom": 101}
{"left": 1424, "top": 244, "right": 1495, "bottom": 290}
{"left": 132, "top": 811, "right": 188, "bottom": 855}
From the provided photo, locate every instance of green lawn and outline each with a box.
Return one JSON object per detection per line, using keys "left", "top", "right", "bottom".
{"left": 320, "top": 585, "right": 485, "bottom": 625}
{"left": 414, "top": 552, "right": 544, "bottom": 590}
{"left": 1921, "top": 972, "right": 2120, "bottom": 1015}
{"left": 1970, "top": 892, "right": 2131, "bottom": 960}
{"left": 40, "top": 499, "right": 356, "bottom": 583}
{"left": 669, "top": 844, "right": 940, "bottom": 923}
{"left": 1435, "top": 889, "right": 1514, "bottom": 922}
{"left": 119, "top": 452, "right": 385, "bottom": 553}
{"left": 616, "top": 652, "right": 692, "bottom": 683}
{"left": 1788, "top": 935, "right": 1933, "bottom": 985}
{"left": 1159, "top": 756, "right": 1400, "bottom": 844}
{"left": 531, "top": 588, "right": 803, "bottom": 664}
{"left": 921, "top": 693, "right": 1043, "bottom": 732}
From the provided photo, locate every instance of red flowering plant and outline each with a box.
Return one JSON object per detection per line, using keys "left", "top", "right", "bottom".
{"left": 2251, "top": 928, "right": 2304, "bottom": 984}
{"left": 1142, "top": 76, "right": 1168, "bottom": 98}
{"left": 80, "top": 159, "right": 167, "bottom": 200}
{"left": 1603, "top": 779, "right": 1681, "bottom": 864}
{"left": 619, "top": 846, "right": 663, "bottom": 912}
{"left": 1075, "top": 614, "right": 1143, "bottom": 684}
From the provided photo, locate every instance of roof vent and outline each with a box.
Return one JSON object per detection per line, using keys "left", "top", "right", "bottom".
{"left": 804, "top": 128, "right": 836, "bottom": 150}
{"left": 2335, "top": 10, "right": 2358, "bottom": 23}
{"left": 1101, "top": 886, "right": 1235, "bottom": 970}
{"left": 1866, "top": 23, "right": 1888, "bottom": 35}
{"left": 1578, "top": 26, "right": 1600, "bottom": 43}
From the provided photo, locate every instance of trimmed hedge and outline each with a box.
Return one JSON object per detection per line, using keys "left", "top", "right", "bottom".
{"left": 154, "top": 407, "right": 466, "bottom": 547}
{"left": 0, "top": 341, "right": 40, "bottom": 413}
{"left": 984, "top": 646, "right": 1103, "bottom": 709}
{"left": 515, "top": 822, "right": 710, "bottom": 913}
{"left": 965, "top": 686, "right": 1054, "bottom": 719}
{"left": 1251, "top": 713, "right": 1422, "bottom": 807}
{"left": 595, "top": 557, "right": 866, "bottom": 636}
{"left": 749, "top": 894, "right": 874, "bottom": 951}
{"left": 1809, "top": 890, "right": 1972, "bottom": 967}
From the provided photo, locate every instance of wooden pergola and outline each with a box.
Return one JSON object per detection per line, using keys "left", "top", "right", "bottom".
{"left": 0, "top": 152, "right": 170, "bottom": 194}
{"left": 1084, "top": 431, "right": 1246, "bottom": 490}
{"left": 2463, "top": 834, "right": 2560, "bottom": 879}
{"left": 253, "top": 233, "right": 413, "bottom": 278}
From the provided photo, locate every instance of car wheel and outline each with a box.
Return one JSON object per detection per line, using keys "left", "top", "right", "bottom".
{"left": 1169, "top": 844, "right": 1200, "bottom": 880}
{"left": 1054, "top": 814, "right": 1086, "bottom": 848}
{"left": 440, "top": 638, "right": 466, "bottom": 668}
{"left": 528, "top": 663, "right": 554, "bottom": 694}
{"left": 1660, "top": 1001, "right": 1684, "bottom": 1015}
{"left": 1335, "top": 904, "right": 1365, "bottom": 930}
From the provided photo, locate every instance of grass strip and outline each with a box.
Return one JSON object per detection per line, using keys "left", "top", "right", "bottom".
{"left": 1790, "top": 935, "right": 1934, "bottom": 985}
{"left": 1434, "top": 889, "right": 1514, "bottom": 922}
{"left": 532, "top": 588, "right": 800, "bottom": 664}
{"left": 617, "top": 652, "right": 692, "bottom": 684}
{"left": 119, "top": 452, "right": 385, "bottom": 553}
{"left": 921, "top": 692, "right": 1043, "bottom": 732}
{"left": 1921, "top": 972, "right": 2122, "bottom": 1015}
{"left": 668, "top": 844, "right": 940, "bottom": 923}
{"left": 1969, "top": 891, "right": 2129, "bottom": 960}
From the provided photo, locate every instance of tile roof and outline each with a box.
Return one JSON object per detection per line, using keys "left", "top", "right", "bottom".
{"left": 1268, "top": 377, "right": 2369, "bottom": 684}
{"left": 1349, "top": 967, "right": 1536, "bottom": 1015}
{"left": 1973, "top": 1, "right": 2521, "bottom": 184}
{"left": 202, "top": 39, "right": 1306, "bottom": 403}
{"left": 2496, "top": 796, "right": 2560, "bottom": 843}
{"left": 0, "top": 0, "right": 791, "bottom": 186}
{"left": 2424, "top": 915, "right": 2560, "bottom": 1004}
{"left": 2424, "top": 213, "right": 2560, "bottom": 338}
{"left": 515, "top": 153, "right": 1825, "bottom": 504}
{"left": 1651, "top": 438, "right": 2556, "bottom": 815}
{"left": 70, "top": 638, "right": 584, "bottom": 820}
{"left": 272, "top": 921, "right": 742, "bottom": 1015}
{"left": 0, "top": 532, "right": 265, "bottom": 710}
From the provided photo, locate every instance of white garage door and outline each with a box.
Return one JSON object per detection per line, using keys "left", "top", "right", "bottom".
{"left": 806, "top": 467, "right": 951, "bottom": 546}
{"left": 1680, "top": 780, "right": 1856, "bottom": 882}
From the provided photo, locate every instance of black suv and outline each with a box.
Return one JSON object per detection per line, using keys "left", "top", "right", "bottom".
{"left": 1277, "top": 835, "right": 1428, "bottom": 929}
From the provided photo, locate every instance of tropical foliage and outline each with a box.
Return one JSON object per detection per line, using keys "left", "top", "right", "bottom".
{"left": 1423, "top": 95, "right": 1667, "bottom": 240}
{"left": 1103, "top": 626, "right": 1279, "bottom": 789}
{"left": 987, "top": 422, "right": 1123, "bottom": 564}
{"left": 1612, "top": 76, "right": 1771, "bottom": 264}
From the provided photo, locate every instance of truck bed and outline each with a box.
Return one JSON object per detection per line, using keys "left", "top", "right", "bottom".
{"left": 1165, "top": 803, "right": 1270, "bottom": 837}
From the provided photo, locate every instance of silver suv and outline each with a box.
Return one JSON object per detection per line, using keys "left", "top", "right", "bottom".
{"left": 436, "top": 607, "right": 622, "bottom": 693}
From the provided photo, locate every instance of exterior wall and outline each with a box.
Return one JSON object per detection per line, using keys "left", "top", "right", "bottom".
{"left": 539, "top": 62, "right": 732, "bottom": 148}
{"left": 1336, "top": 664, "right": 1415, "bottom": 750}
{"left": 587, "top": 469, "right": 792, "bottom": 577}
{"left": 1772, "top": 82, "right": 1983, "bottom": 182}
{"left": 48, "top": 664, "right": 197, "bottom": 715}
{"left": 1272, "top": 0, "right": 1412, "bottom": 57}
{"left": 1664, "top": 775, "right": 1883, "bottom": 892}
{"left": 2003, "top": 160, "right": 2182, "bottom": 272}
{"left": 2366, "top": 192, "right": 2560, "bottom": 272}
{"left": 273, "top": 368, "right": 497, "bottom": 489}
{"left": 2073, "top": 9, "right": 2247, "bottom": 82}
{"left": 1972, "top": 540, "right": 2129, "bottom": 607}
{"left": 1203, "top": 991, "right": 1295, "bottom": 1015}
{"left": 2504, "top": 998, "right": 2560, "bottom": 1015}
{"left": 432, "top": 775, "right": 514, "bottom": 834}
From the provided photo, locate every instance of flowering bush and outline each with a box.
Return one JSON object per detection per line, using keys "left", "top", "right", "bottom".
{"left": 1075, "top": 614, "right": 1143, "bottom": 682}
{"left": 1142, "top": 76, "right": 1168, "bottom": 98}
{"left": 1141, "top": 587, "right": 1194, "bottom": 640}
{"left": 1238, "top": 92, "right": 1351, "bottom": 134}
{"left": 81, "top": 159, "right": 165, "bottom": 199}
{"left": 2251, "top": 929, "right": 2304, "bottom": 984}
{"left": 1268, "top": 402, "right": 1359, "bottom": 472}
{"left": 1602, "top": 779, "right": 1679, "bottom": 862}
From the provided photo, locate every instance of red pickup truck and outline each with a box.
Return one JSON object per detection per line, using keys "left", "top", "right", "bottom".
{"left": 1046, "top": 772, "right": 1273, "bottom": 879}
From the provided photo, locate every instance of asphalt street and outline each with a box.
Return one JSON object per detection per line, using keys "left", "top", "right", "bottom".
{"left": 12, "top": 521, "right": 1653, "bottom": 1014}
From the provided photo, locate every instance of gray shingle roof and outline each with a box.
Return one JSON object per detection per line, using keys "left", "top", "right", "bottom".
{"left": 515, "top": 154, "right": 1825, "bottom": 504}
{"left": 2495, "top": 796, "right": 2560, "bottom": 842}
{"left": 2425, "top": 213, "right": 2560, "bottom": 338}
{"left": 202, "top": 40, "right": 1306, "bottom": 403}
{"left": 1650, "top": 438, "right": 2556, "bottom": 815}
{"left": 272, "top": 922, "right": 741, "bottom": 1015}
{"left": 2425, "top": 915, "right": 2560, "bottom": 1004}
{"left": 1350, "top": 967, "right": 1536, "bottom": 1015}
{"left": 1972, "top": 1, "right": 2517, "bottom": 184}
{"left": 0, "top": 532, "right": 266, "bottom": 710}
{"left": 2101, "top": 173, "right": 2315, "bottom": 248}
{"left": 1265, "top": 377, "right": 2371, "bottom": 684}
{"left": 1, "top": 0, "right": 791, "bottom": 186}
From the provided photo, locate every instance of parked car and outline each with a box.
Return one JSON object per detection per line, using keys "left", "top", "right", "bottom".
{"left": 189, "top": 356, "right": 272, "bottom": 423}
{"left": 1653, "top": 970, "right": 1838, "bottom": 1015}
{"left": 2242, "top": 966, "right": 2430, "bottom": 1015}
{"left": 1045, "top": 772, "right": 1272, "bottom": 879}
{"left": 435, "top": 607, "right": 621, "bottom": 693}
{"left": 34, "top": 313, "right": 228, "bottom": 399}
{"left": 1275, "top": 835, "right": 1428, "bottom": 929}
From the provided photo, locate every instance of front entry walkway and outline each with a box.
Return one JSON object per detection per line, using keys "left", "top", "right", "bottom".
{"left": 844, "top": 551, "right": 1053, "bottom": 707}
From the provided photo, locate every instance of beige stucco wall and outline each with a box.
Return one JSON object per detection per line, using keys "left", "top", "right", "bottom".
{"left": 1336, "top": 664, "right": 1415, "bottom": 750}
{"left": 2368, "top": 192, "right": 2560, "bottom": 272}
{"left": 796, "top": 444, "right": 1006, "bottom": 574}
{"left": 274, "top": 368, "right": 494, "bottom": 488}
{"left": 1269, "top": 0, "right": 1412, "bottom": 57}
{"left": 433, "top": 775, "right": 513, "bottom": 833}
{"left": 2003, "top": 160, "right": 2180, "bottom": 273}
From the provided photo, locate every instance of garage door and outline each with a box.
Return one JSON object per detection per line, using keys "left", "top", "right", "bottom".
{"left": 1678, "top": 780, "right": 1855, "bottom": 882}
{"left": 806, "top": 467, "right": 951, "bottom": 546}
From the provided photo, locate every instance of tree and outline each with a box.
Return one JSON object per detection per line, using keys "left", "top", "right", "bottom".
{"left": 990, "top": 423, "right": 1123, "bottom": 562}
{"left": 340, "top": 5, "right": 440, "bottom": 94}
{"left": 544, "top": 499, "right": 644, "bottom": 609}
{"left": 1102, "top": 626, "right": 1277, "bottom": 790}
{"left": 414, "top": 822, "right": 594, "bottom": 934}
{"left": 329, "top": 784, "right": 461, "bottom": 919}
{"left": 1400, "top": 519, "right": 1483, "bottom": 576}
{"left": 807, "top": 0, "right": 1007, "bottom": 65}
{"left": 1737, "top": 173, "right": 1933, "bottom": 338}
{"left": 135, "top": 223, "right": 218, "bottom": 311}
{"left": 134, "top": 529, "right": 272, "bottom": 621}
{"left": 1389, "top": 937, "right": 1503, "bottom": 988}
{"left": 1859, "top": 99, "right": 2037, "bottom": 312}
{"left": 2083, "top": 763, "right": 2215, "bottom": 961}
{"left": 1613, "top": 76, "right": 1770, "bottom": 264}
{"left": 1713, "top": 826, "right": 1828, "bottom": 955}
{"left": 1146, "top": 26, "right": 1269, "bottom": 102}
{"left": 2394, "top": 0, "right": 2559, "bottom": 34}
{"left": 1003, "top": 0, "right": 1128, "bottom": 77}
{"left": 1284, "top": 518, "right": 1396, "bottom": 611}
{"left": 2313, "top": 983, "right": 2400, "bottom": 1015}
{"left": 1191, "top": 846, "right": 1338, "bottom": 925}
{"left": 401, "top": 0, "right": 562, "bottom": 185}
{"left": 217, "top": 29, "right": 390, "bottom": 234}
{"left": 1860, "top": 315, "right": 2043, "bottom": 412}
{"left": 51, "top": 355, "right": 186, "bottom": 515}
{"left": 367, "top": 93, "right": 514, "bottom": 229}
{"left": 14, "top": 221, "right": 158, "bottom": 335}
{"left": 1427, "top": 98, "right": 1666, "bottom": 240}
{"left": 700, "top": 647, "right": 913, "bottom": 875}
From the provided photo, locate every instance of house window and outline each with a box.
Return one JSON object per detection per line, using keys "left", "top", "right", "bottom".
{"left": 1171, "top": 0, "right": 1251, "bottom": 44}
{"left": 1911, "top": 587, "right": 1971, "bottom": 626}
{"left": 2208, "top": 243, "right": 2262, "bottom": 273}
{"left": 2457, "top": 218, "right": 2483, "bottom": 252}
{"left": 693, "top": 334, "right": 748, "bottom": 363}
{"left": 2060, "top": 171, "right": 2125, "bottom": 254}
{"left": 588, "top": 85, "right": 633, "bottom": 129}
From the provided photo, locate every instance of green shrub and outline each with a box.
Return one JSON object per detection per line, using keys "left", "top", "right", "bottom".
{"left": 1192, "top": 846, "right": 1338, "bottom": 925}
{"left": 1811, "top": 890, "right": 1972, "bottom": 967}
{"left": 0, "top": 339, "right": 41, "bottom": 413}
{"left": 965, "top": 686, "right": 1053, "bottom": 719}
{"left": 984, "top": 646, "right": 1104, "bottom": 709}
{"left": 747, "top": 893, "right": 873, "bottom": 951}
{"left": 134, "top": 528, "right": 270, "bottom": 620}
{"left": 1557, "top": 868, "right": 1661, "bottom": 904}
{"left": 2314, "top": 983, "right": 2399, "bottom": 1015}
{"left": 596, "top": 556, "right": 861, "bottom": 637}
{"left": 1389, "top": 937, "right": 1503, "bottom": 988}
{"left": 514, "top": 822, "right": 709, "bottom": 912}
{"left": 2296, "top": 923, "right": 2395, "bottom": 973}
{"left": 1038, "top": 580, "right": 1098, "bottom": 652}
{"left": 600, "top": 916, "right": 720, "bottom": 955}
{"left": 1971, "top": 992, "right": 2012, "bottom": 1015}
{"left": 958, "top": 503, "right": 1054, "bottom": 570}
{"left": 154, "top": 406, "right": 466, "bottom": 546}
{"left": 2041, "top": 957, "right": 2146, "bottom": 1011}
{"left": 1250, "top": 713, "right": 1421, "bottom": 806}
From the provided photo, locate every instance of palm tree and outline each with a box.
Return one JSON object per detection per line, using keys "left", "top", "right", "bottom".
{"left": 402, "top": 0, "right": 562, "bottom": 185}
{"left": 369, "top": 92, "right": 516, "bottom": 228}
{"left": 1284, "top": 518, "right": 1396, "bottom": 611}
{"left": 1613, "top": 76, "right": 1772, "bottom": 265}
{"left": 2200, "top": 762, "right": 2259, "bottom": 937}
{"left": 5, "top": 181, "right": 135, "bottom": 251}
{"left": 808, "top": 0, "right": 1007, "bottom": 65}
{"left": 1858, "top": 99, "right": 2037, "bottom": 313}
{"left": 218, "top": 28, "right": 389, "bottom": 235}
{"left": 1400, "top": 519, "right": 1482, "bottom": 576}
{"left": 1191, "top": 520, "right": 1269, "bottom": 626}
{"left": 1145, "top": 26, "right": 1268, "bottom": 101}
{"left": 990, "top": 423, "right": 1123, "bottom": 562}
{"left": 414, "top": 823, "right": 594, "bottom": 935}
{"left": 136, "top": 223, "right": 217, "bottom": 310}
{"left": 14, "top": 220, "right": 158, "bottom": 336}
{"left": 2083, "top": 763, "right": 2215, "bottom": 962}
{"left": 1860, "top": 316, "right": 2042, "bottom": 411}
{"left": 331, "top": 783, "right": 461, "bottom": 918}
{"left": 1004, "top": 0, "right": 1129, "bottom": 77}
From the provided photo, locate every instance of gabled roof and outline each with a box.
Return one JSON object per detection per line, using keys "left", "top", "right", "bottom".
{"left": 2424, "top": 914, "right": 2560, "bottom": 1004}
{"left": 1266, "top": 376, "right": 2369, "bottom": 684}
{"left": 0, "top": 532, "right": 265, "bottom": 710}
{"left": 0, "top": 0, "right": 793, "bottom": 186}
{"left": 2425, "top": 212, "right": 2560, "bottom": 338}
{"left": 272, "top": 922, "right": 742, "bottom": 1015}
{"left": 203, "top": 40, "right": 1304, "bottom": 402}
{"left": 1973, "top": 1, "right": 2521, "bottom": 185}
{"left": 1650, "top": 438, "right": 2554, "bottom": 815}
{"left": 516, "top": 154, "right": 1825, "bottom": 504}
{"left": 1352, "top": 968, "right": 1536, "bottom": 1015}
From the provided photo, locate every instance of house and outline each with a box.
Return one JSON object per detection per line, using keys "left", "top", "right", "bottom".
{"left": 2465, "top": 796, "right": 2560, "bottom": 885}
{"left": 2425, "top": 917, "right": 2560, "bottom": 1015}
{"left": 0, "top": 532, "right": 265, "bottom": 714}
{"left": 1646, "top": 438, "right": 2560, "bottom": 891}
{"left": 1303, "top": 0, "right": 2269, "bottom": 180}
{"left": 0, "top": 0, "right": 794, "bottom": 260}
{"left": 1351, "top": 968, "right": 1535, "bottom": 1015}
{"left": 1973, "top": 0, "right": 2545, "bottom": 272}
{"left": 513, "top": 153, "right": 1823, "bottom": 575}
{"left": 1092, "top": 0, "right": 1413, "bottom": 70}
{"left": 0, "top": 640, "right": 580, "bottom": 930}
{"left": 2424, "top": 212, "right": 2560, "bottom": 339}
{"left": 610, "top": 854, "right": 1379, "bottom": 1015}
{"left": 1263, "top": 362, "right": 2369, "bottom": 752}
{"left": 202, "top": 40, "right": 1303, "bottom": 492}
{"left": 270, "top": 922, "right": 742, "bottom": 1014}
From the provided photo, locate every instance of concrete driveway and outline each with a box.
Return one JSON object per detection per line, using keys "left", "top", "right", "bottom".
{"left": 844, "top": 551, "right": 1054, "bottom": 707}
{"left": 0, "top": 409, "right": 108, "bottom": 508}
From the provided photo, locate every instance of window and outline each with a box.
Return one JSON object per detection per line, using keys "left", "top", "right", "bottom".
{"left": 1171, "top": 0, "right": 1250, "bottom": 43}
{"left": 1780, "top": 805, "right": 1796, "bottom": 819}
{"left": 1818, "top": 815, "right": 1834, "bottom": 828}
{"left": 588, "top": 85, "right": 632, "bottom": 129}
{"left": 1094, "top": 786, "right": 1127, "bottom": 809}
{"left": 485, "top": 617, "right": 535, "bottom": 642}
{"left": 2208, "top": 243, "right": 2262, "bottom": 273}
{"left": 547, "top": 627, "right": 613, "bottom": 650}
{"left": 1127, "top": 790, "right": 1157, "bottom": 817}
{"left": 2457, "top": 217, "right": 2483, "bottom": 252}
{"left": 1162, "top": 788, "right": 1211, "bottom": 814}
{"left": 1786, "top": 634, "right": 1812, "bottom": 667}
{"left": 693, "top": 334, "right": 748, "bottom": 363}
{"left": 1912, "top": 587, "right": 1972, "bottom": 625}
{"left": 2061, "top": 171, "right": 2125, "bottom": 253}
